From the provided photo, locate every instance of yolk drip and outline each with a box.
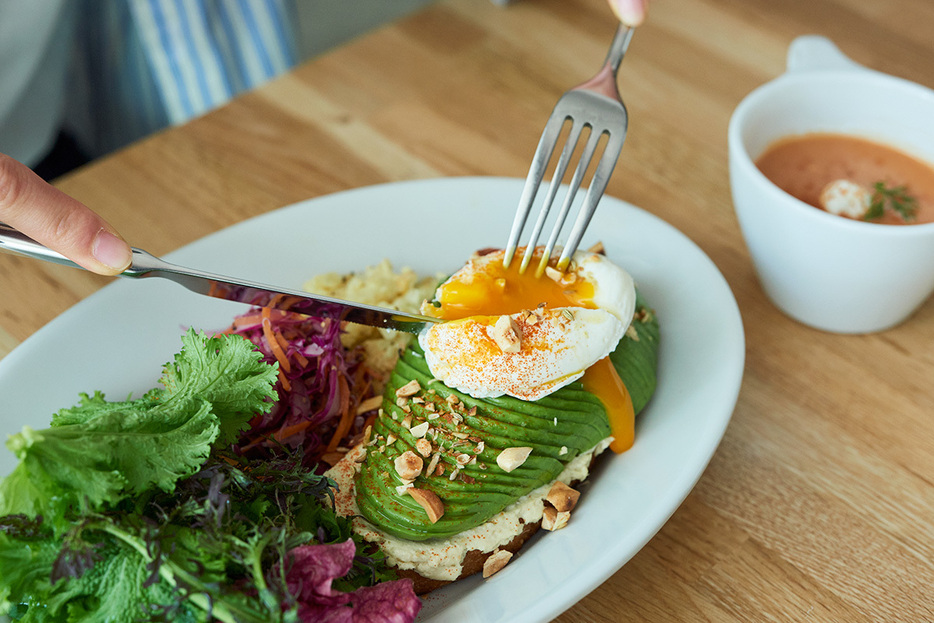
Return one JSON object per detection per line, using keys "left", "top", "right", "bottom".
{"left": 581, "top": 357, "right": 634, "bottom": 453}
{"left": 426, "top": 250, "right": 633, "bottom": 453}
{"left": 424, "top": 253, "right": 595, "bottom": 321}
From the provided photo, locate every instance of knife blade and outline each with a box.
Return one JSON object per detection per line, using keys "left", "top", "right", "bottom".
{"left": 0, "top": 223, "right": 440, "bottom": 334}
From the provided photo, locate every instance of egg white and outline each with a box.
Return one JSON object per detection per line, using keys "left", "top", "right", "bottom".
{"left": 418, "top": 251, "right": 636, "bottom": 401}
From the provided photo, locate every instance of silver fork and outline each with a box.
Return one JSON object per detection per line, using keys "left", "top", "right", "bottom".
{"left": 503, "top": 24, "right": 634, "bottom": 275}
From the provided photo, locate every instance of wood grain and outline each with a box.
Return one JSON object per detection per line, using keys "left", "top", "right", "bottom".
{"left": 2, "top": 0, "right": 933, "bottom": 620}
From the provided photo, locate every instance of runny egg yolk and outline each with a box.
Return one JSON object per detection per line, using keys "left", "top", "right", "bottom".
{"left": 422, "top": 251, "right": 595, "bottom": 320}
{"left": 424, "top": 250, "right": 634, "bottom": 454}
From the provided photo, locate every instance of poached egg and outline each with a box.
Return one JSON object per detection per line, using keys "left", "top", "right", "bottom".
{"left": 418, "top": 247, "right": 638, "bottom": 450}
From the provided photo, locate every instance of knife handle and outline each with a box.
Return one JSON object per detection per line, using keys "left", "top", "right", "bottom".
{"left": 0, "top": 222, "right": 85, "bottom": 269}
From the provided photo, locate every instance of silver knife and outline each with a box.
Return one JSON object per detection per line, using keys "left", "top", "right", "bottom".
{"left": 0, "top": 223, "right": 439, "bottom": 334}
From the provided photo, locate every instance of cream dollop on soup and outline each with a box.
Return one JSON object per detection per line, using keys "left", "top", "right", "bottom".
{"left": 755, "top": 132, "right": 934, "bottom": 225}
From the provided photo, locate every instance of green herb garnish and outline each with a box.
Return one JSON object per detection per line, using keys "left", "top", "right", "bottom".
{"left": 0, "top": 330, "right": 398, "bottom": 622}
{"left": 865, "top": 182, "right": 918, "bottom": 221}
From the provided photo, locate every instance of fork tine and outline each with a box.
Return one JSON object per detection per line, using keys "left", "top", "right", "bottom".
{"left": 555, "top": 129, "right": 626, "bottom": 270}
{"left": 518, "top": 119, "right": 587, "bottom": 273}
{"left": 535, "top": 125, "right": 603, "bottom": 276}
{"left": 503, "top": 112, "right": 568, "bottom": 269}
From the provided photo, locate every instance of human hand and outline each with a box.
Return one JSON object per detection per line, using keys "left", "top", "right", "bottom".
{"left": 608, "top": 0, "right": 648, "bottom": 26}
{"left": 0, "top": 154, "right": 132, "bottom": 276}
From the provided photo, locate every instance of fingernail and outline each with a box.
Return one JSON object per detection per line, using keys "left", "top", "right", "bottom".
{"left": 92, "top": 229, "right": 132, "bottom": 271}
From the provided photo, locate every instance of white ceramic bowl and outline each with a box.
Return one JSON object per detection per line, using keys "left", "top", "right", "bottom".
{"left": 729, "top": 36, "right": 934, "bottom": 333}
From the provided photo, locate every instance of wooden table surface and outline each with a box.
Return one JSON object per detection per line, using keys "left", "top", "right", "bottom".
{"left": 2, "top": 0, "right": 933, "bottom": 621}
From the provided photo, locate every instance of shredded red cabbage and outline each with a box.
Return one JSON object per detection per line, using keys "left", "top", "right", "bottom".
{"left": 227, "top": 308, "right": 379, "bottom": 466}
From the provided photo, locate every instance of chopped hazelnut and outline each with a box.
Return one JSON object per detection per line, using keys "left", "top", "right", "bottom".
{"left": 426, "top": 452, "right": 441, "bottom": 476}
{"left": 407, "top": 487, "right": 445, "bottom": 523}
{"left": 545, "top": 481, "right": 581, "bottom": 512}
{"left": 395, "top": 483, "right": 413, "bottom": 496}
{"left": 410, "top": 421, "right": 430, "bottom": 438}
{"left": 416, "top": 438, "right": 433, "bottom": 458}
{"left": 542, "top": 506, "right": 571, "bottom": 531}
{"left": 544, "top": 266, "right": 563, "bottom": 282}
{"left": 395, "top": 379, "right": 421, "bottom": 398}
{"left": 394, "top": 450, "right": 423, "bottom": 481}
{"left": 626, "top": 324, "right": 640, "bottom": 341}
{"left": 489, "top": 314, "right": 522, "bottom": 353}
{"left": 496, "top": 447, "right": 533, "bottom": 472}
{"left": 587, "top": 241, "right": 605, "bottom": 255}
{"left": 482, "top": 549, "right": 513, "bottom": 578}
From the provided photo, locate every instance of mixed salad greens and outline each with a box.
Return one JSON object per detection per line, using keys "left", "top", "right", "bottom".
{"left": 0, "top": 329, "right": 420, "bottom": 622}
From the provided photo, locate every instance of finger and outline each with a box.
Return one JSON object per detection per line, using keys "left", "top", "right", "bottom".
{"left": 0, "top": 154, "right": 132, "bottom": 275}
{"left": 608, "top": 0, "right": 648, "bottom": 26}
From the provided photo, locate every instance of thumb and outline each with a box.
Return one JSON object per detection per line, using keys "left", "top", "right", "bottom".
{"left": 608, "top": 0, "right": 648, "bottom": 26}
{"left": 0, "top": 154, "right": 132, "bottom": 276}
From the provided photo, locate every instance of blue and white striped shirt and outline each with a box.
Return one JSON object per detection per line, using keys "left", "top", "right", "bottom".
{"left": 66, "top": 0, "right": 299, "bottom": 158}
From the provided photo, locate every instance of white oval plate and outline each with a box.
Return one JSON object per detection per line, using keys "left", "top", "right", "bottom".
{"left": 0, "top": 177, "right": 744, "bottom": 622}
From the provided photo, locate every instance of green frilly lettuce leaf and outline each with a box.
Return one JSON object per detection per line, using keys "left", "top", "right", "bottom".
{"left": 0, "top": 330, "right": 277, "bottom": 533}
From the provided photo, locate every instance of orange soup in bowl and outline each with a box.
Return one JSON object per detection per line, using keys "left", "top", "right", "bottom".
{"left": 755, "top": 133, "right": 934, "bottom": 225}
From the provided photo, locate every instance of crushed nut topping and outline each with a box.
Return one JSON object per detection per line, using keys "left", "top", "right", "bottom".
{"left": 407, "top": 487, "right": 445, "bottom": 523}
{"left": 426, "top": 452, "right": 441, "bottom": 476}
{"left": 542, "top": 506, "right": 571, "bottom": 531}
{"left": 415, "top": 438, "right": 433, "bottom": 457}
{"left": 545, "top": 481, "right": 581, "bottom": 512}
{"left": 395, "top": 483, "right": 414, "bottom": 496}
{"left": 394, "top": 450, "right": 423, "bottom": 481}
{"left": 626, "top": 324, "right": 640, "bottom": 341}
{"left": 395, "top": 379, "right": 421, "bottom": 398}
{"left": 489, "top": 314, "right": 522, "bottom": 353}
{"left": 496, "top": 447, "right": 533, "bottom": 473}
{"left": 544, "top": 266, "right": 563, "bottom": 282}
{"left": 482, "top": 549, "right": 513, "bottom": 578}
{"left": 559, "top": 446, "right": 568, "bottom": 456}
{"left": 410, "top": 421, "right": 430, "bottom": 438}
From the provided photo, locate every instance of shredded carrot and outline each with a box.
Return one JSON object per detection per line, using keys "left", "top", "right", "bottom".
{"left": 294, "top": 351, "right": 309, "bottom": 368}
{"left": 232, "top": 313, "right": 265, "bottom": 329}
{"left": 326, "top": 375, "right": 353, "bottom": 452}
{"left": 261, "top": 308, "right": 291, "bottom": 374}
{"left": 274, "top": 418, "right": 314, "bottom": 442}
{"left": 277, "top": 369, "right": 292, "bottom": 392}
{"left": 274, "top": 330, "right": 290, "bottom": 356}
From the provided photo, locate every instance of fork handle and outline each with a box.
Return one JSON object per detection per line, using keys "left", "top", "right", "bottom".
{"left": 576, "top": 25, "right": 634, "bottom": 98}
{"left": 604, "top": 25, "right": 634, "bottom": 76}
